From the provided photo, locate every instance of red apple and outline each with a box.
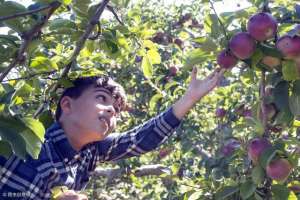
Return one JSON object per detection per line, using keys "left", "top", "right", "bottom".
{"left": 229, "top": 32, "right": 256, "bottom": 59}
{"left": 169, "top": 66, "right": 178, "bottom": 76}
{"left": 248, "top": 138, "right": 272, "bottom": 164}
{"left": 158, "top": 147, "right": 172, "bottom": 159}
{"left": 215, "top": 108, "right": 226, "bottom": 118}
{"left": 174, "top": 38, "right": 183, "bottom": 49}
{"left": 276, "top": 35, "right": 300, "bottom": 59}
{"left": 247, "top": 12, "right": 277, "bottom": 41}
{"left": 266, "top": 158, "right": 292, "bottom": 182}
{"left": 243, "top": 108, "right": 252, "bottom": 117}
{"left": 217, "top": 49, "right": 238, "bottom": 69}
{"left": 221, "top": 139, "right": 240, "bottom": 156}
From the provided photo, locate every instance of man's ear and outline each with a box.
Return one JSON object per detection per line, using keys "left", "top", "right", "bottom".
{"left": 60, "top": 96, "right": 73, "bottom": 115}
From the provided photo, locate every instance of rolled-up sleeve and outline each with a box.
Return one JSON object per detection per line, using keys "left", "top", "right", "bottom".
{"left": 95, "top": 107, "right": 181, "bottom": 162}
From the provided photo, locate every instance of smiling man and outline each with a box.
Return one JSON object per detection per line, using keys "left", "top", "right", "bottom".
{"left": 0, "top": 67, "right": 224, "bottom": 200}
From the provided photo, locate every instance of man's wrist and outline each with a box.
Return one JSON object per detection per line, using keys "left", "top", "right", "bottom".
{"left": 173, "top": 92, "right": 199, "bottom": 120}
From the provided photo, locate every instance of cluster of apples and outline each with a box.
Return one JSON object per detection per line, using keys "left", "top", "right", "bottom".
{"left": 217, "top": 12, "right": 300, "bottom": 70}
{"left": 248, "top": 138, "right": 293, "bottom": 182}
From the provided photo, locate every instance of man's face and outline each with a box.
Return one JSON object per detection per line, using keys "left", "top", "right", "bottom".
{"left": 62, "top": 85, "right": 120, "bottom": 141}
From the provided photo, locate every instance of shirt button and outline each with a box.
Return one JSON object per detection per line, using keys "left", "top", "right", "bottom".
{"left": 64, "top": 158, "right": 68, "bottom": 162}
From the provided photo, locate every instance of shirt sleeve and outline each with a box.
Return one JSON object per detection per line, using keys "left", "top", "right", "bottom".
{"left": 95, "top": 107, "right": 181, "bottom": 162}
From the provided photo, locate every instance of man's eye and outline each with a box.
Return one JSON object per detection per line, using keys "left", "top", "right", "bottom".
{"left": 96, "top": 95, "right": 106, "bottom": 101}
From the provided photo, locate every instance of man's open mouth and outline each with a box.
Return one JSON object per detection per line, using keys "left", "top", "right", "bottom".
{"left": 99, "top": 117, "right": 110, "bottom": 129}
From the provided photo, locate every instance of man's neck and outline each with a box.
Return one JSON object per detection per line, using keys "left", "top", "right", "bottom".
{"left": 58, "top": 120, "right": 86, "bottom": 152}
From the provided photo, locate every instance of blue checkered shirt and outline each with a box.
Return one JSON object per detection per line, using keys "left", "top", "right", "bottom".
{"left": 0, "top": 107, "right": 181, "bottom": 199}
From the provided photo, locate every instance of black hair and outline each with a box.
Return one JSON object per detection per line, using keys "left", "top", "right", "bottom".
{"left": 55, "top": 75, "right": 127, "bottom": 121}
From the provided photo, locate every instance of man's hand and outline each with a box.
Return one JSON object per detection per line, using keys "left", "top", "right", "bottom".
{"left": 56, "top": 190, "right": 88, "bottom": 200}
{"left": 185, "top": 67, "right": 225, "bottom": 101}
{"left": 173, "top": 67, "right": 225, "bottom": 120}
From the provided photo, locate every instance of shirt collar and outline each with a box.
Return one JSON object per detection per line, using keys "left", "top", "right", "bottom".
{"left": 45, "top": 122, "right": 78, "bottom": 162}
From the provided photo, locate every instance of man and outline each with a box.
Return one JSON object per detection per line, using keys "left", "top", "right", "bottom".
{"left": 0, "top": 67, "right": 224, "bottom": 199}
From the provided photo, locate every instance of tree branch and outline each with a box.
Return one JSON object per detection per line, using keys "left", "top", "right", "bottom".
{"left": 92, "top": 164, "right": 172, "bottom": 183}
{"left": 0, "top": 1, "right": 61, "bottom": 82}
{"left": 33, "top": 0, "right": 110, "bottom": 118}
{"left": 209, "top": 0, "right": 229, "bottom": 42}
{"left": 1, "top": 70, "right": 57, "bottom": 83}
{"left": 0, "top": 4, "right": 54, "bottom": 22}
{"left": 107, "top": 5, "right": 124, "bottom": 25}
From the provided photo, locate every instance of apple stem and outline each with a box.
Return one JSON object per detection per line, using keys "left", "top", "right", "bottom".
{"left": 262, "top": 0, "right": 270, "bottom": 13}
{"left": 260, "top": 70, "right": 269, "bottom": 137}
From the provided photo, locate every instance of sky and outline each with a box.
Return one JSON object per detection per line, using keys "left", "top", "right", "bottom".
{"left": 0, "top": 0, "right": 251, "bottom": 34}
{"left": 6, "top": 0, "right": 252, "bottom": 15}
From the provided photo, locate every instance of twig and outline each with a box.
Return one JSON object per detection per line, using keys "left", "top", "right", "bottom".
{"left": 209, "top": 0, "right": 229, "bottom": 41}
{"left": 60, "top": 0, "right": 110, "bottom": 79}
{"left": 0, "top": 4, "right": 53, "bottom": 22}
{"left": 107, "top": 5, "right": 124, "bottom": 25}
{"left": 0, "top": 1, "right": 61, "bottom": 82}
{"left": 1, "top": 70, "right": 57, "bottom": 83}
{"left": 33, "top": 0, "right": 110, "bottom": 119}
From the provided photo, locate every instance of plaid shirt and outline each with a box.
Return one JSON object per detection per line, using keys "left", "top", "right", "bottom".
{"left": 0, "top": 107, "right": 181, "bottom": 199}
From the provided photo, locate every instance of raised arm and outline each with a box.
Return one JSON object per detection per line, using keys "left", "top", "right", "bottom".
{"left": 173, "top": 67, "right": 225, "bottom": 119}
{"left": 93, "top": 67, "right": 225, "bottom": 162}
{"left": 95, "top": 107, "right": 181, "bottom": 162}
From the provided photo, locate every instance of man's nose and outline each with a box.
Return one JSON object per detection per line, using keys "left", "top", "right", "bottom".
{"left": 105, "top": 105, "right": 116, "bottom": 117}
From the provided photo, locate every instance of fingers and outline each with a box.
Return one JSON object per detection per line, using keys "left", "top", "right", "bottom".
{"left": 191, "top": 66, "right": 197, "bottom": 80}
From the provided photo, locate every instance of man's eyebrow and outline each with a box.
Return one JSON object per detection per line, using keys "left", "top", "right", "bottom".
{"left": 93, "top": 88, "right": 112, "bottom": 95}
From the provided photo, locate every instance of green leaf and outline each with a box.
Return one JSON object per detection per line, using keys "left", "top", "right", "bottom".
{"left": 39, "top": 110, "right": 54, "bottom": 129}
{"left": 13, "top": 80, "right": 34, "bottom": 97}
{"left": 188, "top": 191, "right": 202, "bottom": 200}
{"left": 245, "top": 117, "right": 264, "bottom": 135}
{"left": 240, "top": 180, "right": 256, "bottom": 200}
{"left": 273, "top": 81, "right": 289, "bottom": 110}
{"left": 61, "top": 0, "right": 72, "bottom": 5}
{"left": 251, "top": 165, "right": 265, "bottom": 184}
{"left": 258, "top": 147, "right": 277, "bottom": 169}
{"left": 254, "top": 192, "right": 264, "bottom": 200}
{"left": 215, "top": 186, "right": 239, "bottom": 200}
{"left": 192, "top": 37, "right": 218, "bottom": 53}
{"left": 30, "top": 56, "right": 58, "bottom": 72}
{"left": 0, "top": 115, "right": 44, "bottom": 159}
{"left": 0, "top": 140, "right": 13, "bottom": 159}
{"left": 274, "top": 107, "right": 294, "bottom": 126}
{"left": 149, "top": 93, "right": 162, "bottom": 111}
{"left": 21, "top": 118, "right": 45, "bottom": 142}
{"left": 292, "top": 80, "right": 300, "bottom": 95}
{"left": 282, "top": 60, "right": 299, "bottom": 81}
{"left": 72, "top": 0, "right": 91, "bottom": 19}
{"left": 251, "top": 48, "right": 264, "bottom": 68}
{"left": 141, "top": 55, "right": 153, "bottom": 78}
{"left": 271, "top": 184, "right": 290, "bottom": 200}
{"left": 289, "top": 93, "right": 300, "bottom": 116}
{"left": 48, "top": 19, "right": 77, "bottom": 34}
{"left": 147, "top": 49, "right": 161, "bottom": 65}
{"left": 184, "top": 49, "right": 213, "bottom": 69}
{"left": 0, "top": 115, "right": 27, "bottom": 159}
{"left": 204, "top": 14, "right": 221, "bottom": 39}
{"left": 0, "top": 1, "right": 27, "bottom": 33}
